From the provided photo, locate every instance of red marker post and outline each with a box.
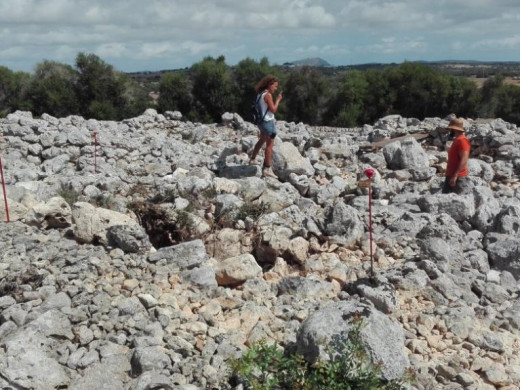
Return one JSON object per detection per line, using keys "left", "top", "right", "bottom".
{"left": 92, "top": 131, "right": 98, "bottom": 173}
{"left": 0, "top": 136, "right": 10, "bottom": 222}
{"left": 360, "top": 168, "right": 376, "bottom": 279}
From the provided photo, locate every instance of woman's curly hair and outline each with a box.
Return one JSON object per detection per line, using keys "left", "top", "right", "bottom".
{"left": 255, "top": 75, "right": 279, "bottom": 93}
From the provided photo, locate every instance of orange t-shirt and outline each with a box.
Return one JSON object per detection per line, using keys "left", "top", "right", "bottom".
{"left": 446, "top": 135, "right": 471, "bottom": 177}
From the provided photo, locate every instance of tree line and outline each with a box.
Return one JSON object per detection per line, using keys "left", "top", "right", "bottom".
{"left": 1, "top": 53, "right": 520, "bottom": 126}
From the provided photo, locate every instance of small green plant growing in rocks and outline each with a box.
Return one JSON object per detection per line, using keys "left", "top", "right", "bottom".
{"left": 150, "top": 188, "right": 177, "bottom": 204}
{"left": 174, "top": 210, "right": 195, "bottom": 240}
{"left": 235, "top": 201, "right": 269, "bottom": 222}
{"left": 230, "top": 319, "right": 412, "bottom": 390}
{"left": 182, "top": 187, "right": 218, "bottom": 213}
{"left": 127, "top": 201, "right": 196, "bottom": 248}
{"left": 57, "top": 183, "right": 81, "bottom": 205}
{"left": 91, "top": 194, "right": 115, "bottom": 210}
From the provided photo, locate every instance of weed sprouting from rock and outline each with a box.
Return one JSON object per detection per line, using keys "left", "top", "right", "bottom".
{"left": 57, "top": 183, "right": 81, "bottom": 205}
{"left": 230, "top": 319, "right": 413, "bottom": 390}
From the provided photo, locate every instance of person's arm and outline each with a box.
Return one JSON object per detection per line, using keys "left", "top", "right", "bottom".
{"left": 449, "top": 150, "right": 470, "bottom": 186}
{"left": 264, "top": 92, "right": 282, "bottom": 113}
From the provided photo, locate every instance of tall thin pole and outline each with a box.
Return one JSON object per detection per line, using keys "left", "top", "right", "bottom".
{"left": 364, "top": 168, "right": 376, "bottom": 279}
{"left": 93, "top": 132, "right": 98, "bottom": 173}
{"left": 0, "top": 154, "right": 10, "bottom": 222}
{"left": 368, "top": 181, "right": 374, "bottom": 278}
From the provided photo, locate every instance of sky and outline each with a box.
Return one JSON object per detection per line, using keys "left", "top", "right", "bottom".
{"left": 1, "top": 0, "right": 519, "bottom": 73}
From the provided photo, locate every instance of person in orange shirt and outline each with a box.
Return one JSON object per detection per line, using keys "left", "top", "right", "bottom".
{"left": 443, "top": 117, "right": 471, "bottom": 194}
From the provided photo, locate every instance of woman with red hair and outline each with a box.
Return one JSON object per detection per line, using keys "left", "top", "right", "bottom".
{"left": 249, "top": 75, "right": 283, "bottom": 178}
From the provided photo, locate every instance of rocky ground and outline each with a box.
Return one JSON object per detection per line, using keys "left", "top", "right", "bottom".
{"left": 1, "top": 109, "right": 520, "bottom": 389}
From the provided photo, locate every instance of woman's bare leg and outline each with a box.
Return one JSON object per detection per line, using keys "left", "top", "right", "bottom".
{"left": 251, "top": 134, "right": 268, "bottom": 160}
{"left": 264, "top": 136, "right": 275, "bottom": 167}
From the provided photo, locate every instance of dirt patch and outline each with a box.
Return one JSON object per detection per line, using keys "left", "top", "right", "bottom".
{"left": 467, "top": 76, "right": 520, "bottom": 89}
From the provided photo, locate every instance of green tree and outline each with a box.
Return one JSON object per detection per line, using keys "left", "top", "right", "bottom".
{"left": 326, "top": 71, "right": 368, "bottom": 127}
{"left": 494, "top": 83, "right": 520, "bottom": 124}
{"left": 284, "top": 66, "right": 330, "bottom": 125}
{"left": 75, "top": 52, "right": 148, "bottom": 120}
{"left": 158, "top": 71, "right": 193, "bottom": 117}
{"left": 363, "top": 68, "right": 395, "bottom": 123}
{"left": 478, "top": 74, "right": 505, "bottom": 118}
{"left": 190, "top": 55, "right": 236, "bottom": 122}
{"left": 26, "top": 60, "right": 80, "bottom": 117}
{"left": 234, "top": 57, "right": 278, "bottom": 121}
{"left": 0, "top": 66, "right": 32, "bottom": 116}
{"left": 386, "top": 62, "right": 448, "bottom": 119}
{"left": 444, "top": 75, "right": 480, "bottom": 118}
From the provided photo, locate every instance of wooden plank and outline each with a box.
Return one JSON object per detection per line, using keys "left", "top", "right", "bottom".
{"left": 361, "top": 132, "right": 431, "bottom": 151}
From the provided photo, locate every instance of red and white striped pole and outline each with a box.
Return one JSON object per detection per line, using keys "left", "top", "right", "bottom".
{"left": 0, "top": 137, "right": 10, "bottom": 222}
{"left": 93, "top": 131, "right": 98, "bottom": 173}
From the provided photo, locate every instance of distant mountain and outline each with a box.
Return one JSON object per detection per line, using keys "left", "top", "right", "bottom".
{"left": 283, "top": 57, "right": 331, "bottom": 67}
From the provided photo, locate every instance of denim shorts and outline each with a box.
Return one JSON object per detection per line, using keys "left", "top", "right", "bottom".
{"left": 258, "top": 119, "right": 277, "bottom": 138}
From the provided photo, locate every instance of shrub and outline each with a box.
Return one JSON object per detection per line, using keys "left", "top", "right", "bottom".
{"left": 235, "top": 202, "right": 268, "bottom": 222}
{"left": 57, "top": 183, "right": 81, "bottom": 205}
{"left": 91, "top": 194, "right": 115, "bottom": 210}
{"left": 230, "top": 319, "right": 412, "bottom": 390}
{"left": 128, "top": 202, "right": 195, "bottom": 248}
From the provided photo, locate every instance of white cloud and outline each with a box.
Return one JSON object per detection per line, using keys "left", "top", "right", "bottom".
{"left": 0, "top": 0, "right": 519, "bottom": 71}
{"left": 139, "top": 41, "right": 217, "bottom": 58}
{"left": 96, "top": 43, "right": 128, "bottom": 58}
{"left": 295, "top": 44, "right": 351, "bottom": 58}
{"left": 359, "top": 37, "right": 427, "bottom": 55}
{"left": 0, "top": 46, "right": 27, "bottom": 58}
{"left": 53, "top": 45, "right": 79, "bottom": 61}
{"left": 339, "top": 1, "right": 437, "bottom": 29}
{"left": 471, "top": 34, "right": 520, "bottom": 49}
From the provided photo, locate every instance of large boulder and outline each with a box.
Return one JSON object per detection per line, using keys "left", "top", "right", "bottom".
{"left": 419, "top": 236, "right": 463, "bottom": 271}
{"left": 471, "top": 186, "right": 501, "bottom": 232}
{"left": 494, "top": 203, "right": 520, "bottom": 236}
{"left": 296, "top": 301, "right": 409, "bottom": 380}
{"left": 71, "top": 202, "right": 137, "bottom": 244}
{"left": 486, "top": 236, "right": 520, "bottom": 279}
{"left": 383, "top": 137, "right": 429, "bottom": 170}
{"left": 0, "top": 330, "right": 72, "bottom": 389}
{"left": 256, "top": 225, "right": 293, "bottom": 263}
{"left": 206, "top": 228, "right": 254, "bottom": 261}
{"left": 215, "top": 253, "right": 262, "bottom": 286}
{"left": 272, "top": 141, "right": 315, "bottom": 180}
{"left": 399, "top": 137, "right": 430, "bottom": 169}
{"left": 106, "top": 224, "right": 152, "bottom": 253}
{"left": 148, "top": 239, "right": 207, "bottom": 271}
{"left": 277, "top": 276, "right": 336, "bottom": 299}
{"left": 417, "top": 193, "right": 476, "bottom": 222}
{"left": 323, "top": 201, "right": 364, "bottom": 247}
{"left": 25, "top": 196, "right": 72, "bottom": 228}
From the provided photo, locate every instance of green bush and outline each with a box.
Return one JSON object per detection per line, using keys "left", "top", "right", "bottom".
{"left": 91, "top": 194, "right": 115, "bottom": 210}
{"left": 57, "top": 183, "right": 81, "bottom": 206}
{"left": 235, "top": 202, "right": 268, "bottom": 222}
{"left": 158, "top": 71, "right": 193, "bottom": 116}
{"left": 230, "top": 319, "right": 412, "bottom": 390}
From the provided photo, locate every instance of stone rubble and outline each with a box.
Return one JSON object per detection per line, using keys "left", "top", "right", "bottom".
{"left": 0, "top": 109, "right": 519, "bottom": 389}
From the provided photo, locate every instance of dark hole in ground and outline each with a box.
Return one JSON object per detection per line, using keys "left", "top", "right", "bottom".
{"left": 130, "top": 201, "right": 194, "bottom": 249}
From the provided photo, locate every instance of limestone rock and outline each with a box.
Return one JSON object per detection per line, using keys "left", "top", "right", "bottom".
{"left": 215, "top": 253, "right": 262, "bottom": 286}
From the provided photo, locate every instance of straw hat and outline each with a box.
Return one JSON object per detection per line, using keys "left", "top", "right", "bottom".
{"left": 446, "top": 118, "right": 464, "bottom": 132}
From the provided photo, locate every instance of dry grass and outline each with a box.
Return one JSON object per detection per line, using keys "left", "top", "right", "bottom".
{"left": 467, "top": 76, "right": 520, "bottom": 89}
